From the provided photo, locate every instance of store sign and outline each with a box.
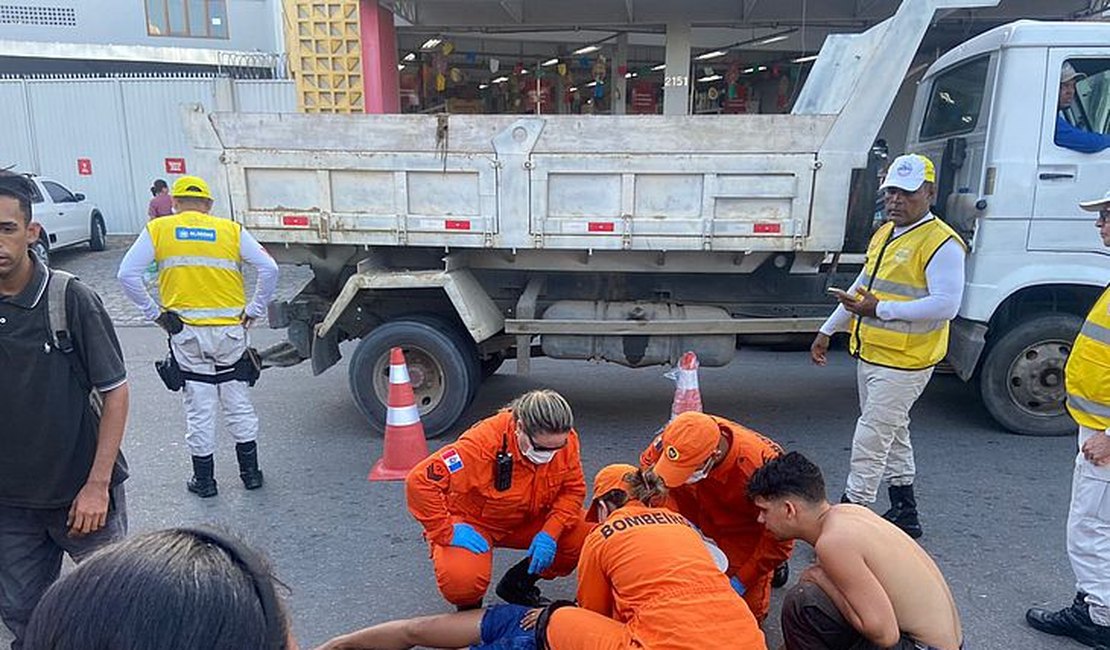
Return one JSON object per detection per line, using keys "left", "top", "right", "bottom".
{"left": 77, "top": 158, "right": 92, "bottom": 176}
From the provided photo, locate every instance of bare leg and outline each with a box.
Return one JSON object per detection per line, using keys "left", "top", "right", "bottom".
{"left": 314, "top": 609, "right": 484, "bottom": 650}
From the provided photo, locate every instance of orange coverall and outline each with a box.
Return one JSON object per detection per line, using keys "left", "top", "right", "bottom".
{"left": 406, "top": 411, "right": 590, "bottom": 606}
{"left": 545, "top": 502, "right": 767, "bottom": 650}
{"left": 640, "top": 415, "right": 793, "bottom": 621}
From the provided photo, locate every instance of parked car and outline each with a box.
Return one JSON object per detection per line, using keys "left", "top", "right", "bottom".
{"left": 23, "top": 174, "right": 107, "bottom": 266}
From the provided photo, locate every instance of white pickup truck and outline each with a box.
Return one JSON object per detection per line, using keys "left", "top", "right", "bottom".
{"left": 184, "top": 0, "right": 1110, "bottom": 438}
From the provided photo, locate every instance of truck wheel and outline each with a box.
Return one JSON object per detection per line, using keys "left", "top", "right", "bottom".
{"left": 89, "top": 213, "right": 107, "bottom": 251}
{"left": 979, "top": 313, "right": 1082, "bottom": 437}
{"left": 403, "top": 314, "right": 481, "bottom": 402}
{"left": 348, "top": 319, "right": 476, "bottom": 439}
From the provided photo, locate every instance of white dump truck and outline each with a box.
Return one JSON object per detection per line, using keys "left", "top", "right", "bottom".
{"left": 184, "top": 0, "right": 1110, "bottom": 438}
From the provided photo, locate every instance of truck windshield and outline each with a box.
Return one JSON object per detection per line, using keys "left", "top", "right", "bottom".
{"left": 1070, "top": 59, "right": 1110, "bottom": 135}
{"left": 919, "top": 56, "right": 991, "bottom": 140}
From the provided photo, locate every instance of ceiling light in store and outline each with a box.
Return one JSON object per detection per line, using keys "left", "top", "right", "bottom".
{"left": 569, "top": 86, "right": 578, "bottom": 92}
{"left": 573, "top": 45, "right": 600, "bottom": 55}
{"left": 757, "top": 65, "right": 768, "bottom": 72}
{"left": 694, "top": 50, "right": 727, "bottom": 61}
{"left": 651, "top": 63, "right": 666, "bottom": 71}
{"left": 698, "top": 74, "right": 723, "bottom": 82}
{"left": 397, "top": 64, "right": 405, "bottom": 71}
{"left": 743, "top": 67, "right": 755, "bottom": 74}
{"left": 420, "top": 38, "right": 442, "bottom": 50}
{"left": 625, "top": 72, "right": 636, "bottom": 79}
{"left": 403, "top": 52, "right": 416, "bottom": 62}
{"left": 542, "top": 58, "right": 559, "bottom": 67}
{"left": 585, "top": 80, "right": 598, "bottom": 87}
{"left": 479, "top": 83, "right": 490, "bottom": 89}
{"left": 792, "top": 54, "right": 819, "bottom": 63}
{"left": 492, "top": 76, "right": 509, "bottom": 84}
{"left": 759, "top": 34, "right": 789, "bottom": 45}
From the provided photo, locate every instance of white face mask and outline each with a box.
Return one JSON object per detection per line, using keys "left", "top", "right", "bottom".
{"left": 519, "top": 432, "right": 557, "bottom": 465}
{"left": 685, "top": 457, "right": 715, "bottom": 484}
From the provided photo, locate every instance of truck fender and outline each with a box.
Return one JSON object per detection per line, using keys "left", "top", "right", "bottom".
{"left": 314, "top": 268, "right": 504, "bottom": 344}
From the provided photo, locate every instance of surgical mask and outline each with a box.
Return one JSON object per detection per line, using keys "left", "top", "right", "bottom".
{"left": 519, "top": 432, "right": 558, "bottom": 465}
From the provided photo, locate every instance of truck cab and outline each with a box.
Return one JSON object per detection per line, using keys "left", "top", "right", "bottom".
{"left": 908, "top": 21, "right": 1110, "bottom": 435}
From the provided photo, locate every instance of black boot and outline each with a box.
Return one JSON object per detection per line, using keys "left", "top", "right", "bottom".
{"left": 236, "top": 441, "right": 264, "bottom": 490}
{"left": 1027, "top": 592, "right": 1110, "bottom": 648}
{"left": 495, "top": 558, "right": 551, "bottom": 607}
{"left": 882, "top": 484, "right": 922, "bottom": 539}
{"left": 186, "top": 454, "right": 218, "bottom": 498}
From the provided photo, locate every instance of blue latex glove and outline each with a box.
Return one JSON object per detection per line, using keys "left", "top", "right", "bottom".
{"left": 527, "top": 531, "right": 558, "bottom": 574}
{"left": 450, "top": 523, "right": 490, "bottom": 554}
{"left": 730, "top": 576, "right": 746, "bottom": 596}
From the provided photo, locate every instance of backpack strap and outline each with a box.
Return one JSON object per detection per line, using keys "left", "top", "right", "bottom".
{"left": 47, "top": 269, "right": 76, "bottom": 353}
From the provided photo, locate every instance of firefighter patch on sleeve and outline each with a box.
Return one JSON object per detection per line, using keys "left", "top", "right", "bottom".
{"left": 441, "top": 449, "right": 464, "bottom": 473}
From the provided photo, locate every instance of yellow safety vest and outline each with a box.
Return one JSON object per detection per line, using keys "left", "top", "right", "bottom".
{"left": 1066, "top": 286, "right": 1110, "bottom": 430}
{"left": 147, "top": 211, "right": 245, "bottom": 326}
{"left": 849, "top": 216, "right": 966, "bottom": 370}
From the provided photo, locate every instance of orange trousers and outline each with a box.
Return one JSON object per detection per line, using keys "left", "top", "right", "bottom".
{"left": 738, "top": 570, "right": 773, "bottom": 623}
{"left": 430, "top": 517, "right": 592, "bottom": 606}
{"left": 545, "top": 607, "right": 634, "bottom": 650}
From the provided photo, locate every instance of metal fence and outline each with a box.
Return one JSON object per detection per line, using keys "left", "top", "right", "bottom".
{"left": 0, "top": 75, "right": 296, "bottom": 234}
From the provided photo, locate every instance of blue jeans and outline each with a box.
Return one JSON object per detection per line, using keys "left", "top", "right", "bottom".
{"left": 0, "top": 485, "right": 127, "bottom": 650}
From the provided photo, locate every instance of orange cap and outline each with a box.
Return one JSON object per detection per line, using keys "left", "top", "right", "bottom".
{"left": 586, "top": 463, "right": 637, "bottom": 522}
{"left": 651, "top": 412, "right": 720, "bottom": 487}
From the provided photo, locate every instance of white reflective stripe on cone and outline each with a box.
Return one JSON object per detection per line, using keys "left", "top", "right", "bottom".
{"left": 387, "top": 404, "right": 421, "bottom": 427}
{"left": 389, "top": 363, "right": 411, "bottom": 384}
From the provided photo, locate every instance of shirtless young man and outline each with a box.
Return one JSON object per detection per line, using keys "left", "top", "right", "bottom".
{"left": 748, "top": 452, "right": 963, "bottom": 650}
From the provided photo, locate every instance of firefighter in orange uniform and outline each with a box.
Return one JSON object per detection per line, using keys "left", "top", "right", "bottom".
{"left": 638, "top": 411, "right": 793, "bottom": 622}
{"left": 406, "top": 389, "right": 591, "bottom": 610}
{"left": 538, "top": 463, "right": 767, "bottom": 650}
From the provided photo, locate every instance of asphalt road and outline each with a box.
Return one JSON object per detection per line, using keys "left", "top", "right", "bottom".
{"left": 1, "top": 243, "right": 1089, "bottom": 649}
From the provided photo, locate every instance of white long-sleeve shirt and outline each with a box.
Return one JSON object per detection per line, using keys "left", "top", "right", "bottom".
{"left": 820, "top": 215, "right": 966, "bottom": 336}
{"left": 117, "top": 228, "right": 280, "bottom": 322}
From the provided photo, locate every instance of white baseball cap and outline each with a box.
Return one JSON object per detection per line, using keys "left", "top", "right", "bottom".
{"left": 1061, "top": 62, "right": 1087, "bottom": 85}
{"left": 1078, "top": 190, "right": 1110, "bottom": 212}
{"left": 880, "top": 154, "right": 936, "bottom": 192}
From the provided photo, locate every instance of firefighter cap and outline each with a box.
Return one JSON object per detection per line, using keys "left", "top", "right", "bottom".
{"left": 171, "top": 175, "right": 213, "bottom": 200}
{"left": 650, "top": 412, "right": 721, "bottom": 488}
{"left": 586, "top": 463, "right": 638, "bottom": 522}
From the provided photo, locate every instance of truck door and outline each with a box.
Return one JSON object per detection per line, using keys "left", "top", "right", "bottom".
{"left": 909, "top": 54, "right": 995, "bottom": 242}
{"left": 1031, "top": 50, "right": 1110, "bottom": 254}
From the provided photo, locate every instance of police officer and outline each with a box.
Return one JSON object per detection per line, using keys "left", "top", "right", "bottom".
{"left": 406, "top": 389, "right": 591, "bottom": 610}
{"left": 118, "top": 175, "right": 278, "bottom": 498}
{"left": 1026, "top": 190, "right": 1110, "bottom": 648}
{"left": 811, "top": 154, "right": 967, "bottom": 538}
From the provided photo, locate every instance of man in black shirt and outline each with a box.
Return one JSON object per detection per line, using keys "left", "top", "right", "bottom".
{"left": 0, "top": 173, "right": 130, "bottom": 650}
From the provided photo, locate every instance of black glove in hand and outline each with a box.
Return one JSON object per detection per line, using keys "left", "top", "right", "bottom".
{"left": 154, "top": 311, "right": 185, "bottom": 335}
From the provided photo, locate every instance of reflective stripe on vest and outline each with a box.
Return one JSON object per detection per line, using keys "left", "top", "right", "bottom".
{"left": 848, "top": 216, "right": 966, "bottom": 370}
{"left": 147, "top": 211, "right": 245, "bottom": 327}
{"left": 1065, "top": 286, "right": 1110, "bottom": 430}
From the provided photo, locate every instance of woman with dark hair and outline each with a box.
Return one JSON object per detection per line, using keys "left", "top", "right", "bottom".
{"left": 23, "top": 527, "right": 297, "bottom": 650}
{"left": 147, "top": 179, "right": 172, "bottom": 219}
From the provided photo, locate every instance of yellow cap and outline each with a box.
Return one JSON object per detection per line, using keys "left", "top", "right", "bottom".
{"left": 171, "top": 175, "right": 212, "bottom": 200}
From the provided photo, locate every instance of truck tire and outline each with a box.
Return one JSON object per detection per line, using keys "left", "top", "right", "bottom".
{"left": 348, "top": 319, "right": 476, "bottom": 439}
{"left": 979, "top": 313, "right": 1082, "bottom": 437}
{"left": 403, "top": 314, "right": 482, "bottom": 402}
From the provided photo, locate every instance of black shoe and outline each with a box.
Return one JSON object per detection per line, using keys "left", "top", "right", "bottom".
{"left": 236, "top": 441, "right": 264, "bottom": 490}
{"left": 495, "top": 558, "right": 552, "bottom": 607}
{"left": 772, "top": 562, "right": 790, "bottom": 589}
{"left": 186, "top": 454, "right": 218, "bottom": 498}
{"left": 1027, "top": 592, "right": 1110, "bottom": 647}
{"left": 882, "top": 485, "right": 923, "bottom": 539}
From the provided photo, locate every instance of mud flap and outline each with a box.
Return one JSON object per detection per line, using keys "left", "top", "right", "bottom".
{"left": 311, "top": 328, "right": 341, "bottom": 376}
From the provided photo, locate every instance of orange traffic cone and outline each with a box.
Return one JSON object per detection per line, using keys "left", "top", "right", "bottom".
{"left": 369, "top": 347, "right": 430, "bottom": 482}
{"left": 667, "top": 351, "right": 703, "bottom": 420}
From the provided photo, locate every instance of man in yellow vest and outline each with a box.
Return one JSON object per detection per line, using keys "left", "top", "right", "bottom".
{"left": 117, "top": 176, "right": 279, "bottom": 498}
{"left": 811, "top": 154, "right": 967, "bottom": 539}
{"left": 1026, "top": 190, "right": 1110, "bottom": 648}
